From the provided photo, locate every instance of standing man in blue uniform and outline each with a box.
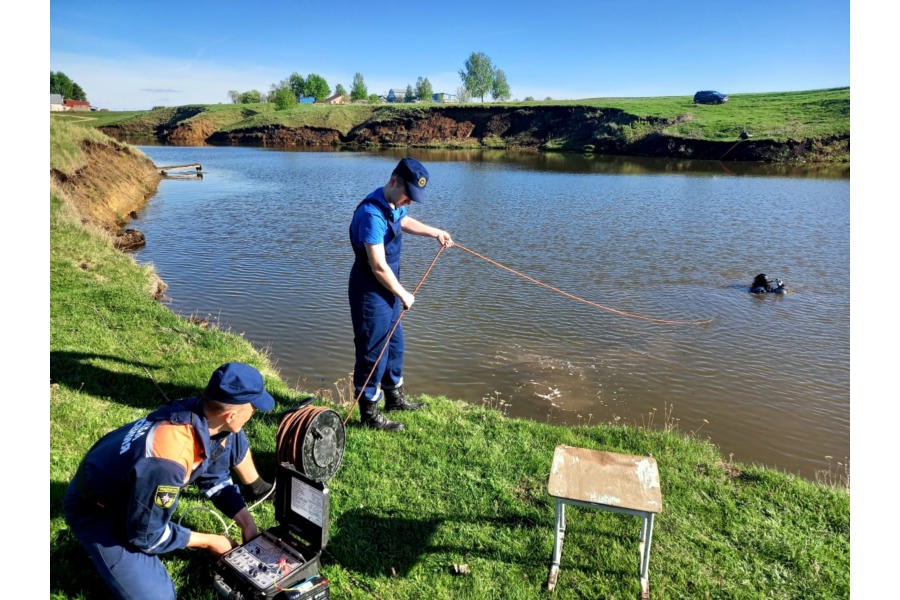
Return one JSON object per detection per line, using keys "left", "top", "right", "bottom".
{"left": 349, "top": 157, "right": 454, "bottom": 431}
{"left": 64, "top": 362, "right": 276, "bottom": 600}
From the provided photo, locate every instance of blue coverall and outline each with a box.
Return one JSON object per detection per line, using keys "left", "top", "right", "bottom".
{"left": 348, "top": 187, "right": 407, "bottom": 404}
{"left": 63, "top": 397, "right": 250, "bottom": 600}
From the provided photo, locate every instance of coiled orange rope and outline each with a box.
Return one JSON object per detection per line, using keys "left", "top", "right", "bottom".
{"left": 277, "top": 405, "right": 330, "bottom": 467}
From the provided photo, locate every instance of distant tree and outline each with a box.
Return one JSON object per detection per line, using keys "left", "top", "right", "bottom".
{"left": 288, "top": 72, "right": 306, "bottom": 98}
{"left": 415, "top": 77, "right": 434, "bottom": 103}
{"left": 456, "top": 86, "right": 472, "bottom": 103}
{"left": 51, "top": 71, "right": 87, "bottom": 101}
{"left": 544, "top": 96, "right": 553, "bottom": 101}
{"left": 305, "top": 74, "right": 330, "bottom": 101}
{"left": 228, "top": 90, "right": 241, "bottom": 103}
{"left": 367, "top": 93, "right": 381, "bottom": 104}
{"left": 350, "top": 73, "right": 368, "bottom": 101}
{"left": 459, "top": 52, "right": 494, "bottom": 103}
{"left": 334, "top": 83, "right": 347, "bottom": 98}
{"left": 273, "top": 87, "right": 298, "bottom": 110}
{"left": 267, "top": 79, "right": 290, "bottom": 103}
{"left": 404, "top": 84, "right": 416, "bottom": 103}
{"left": 71, "top": 83, "right": 87, "bottom": 101}
{"left": 239, "top": 90, "right": 263, "bottom": 103}
{"left": 50, "top": 71, "right": 71, "bottom": 95}
{"left": 491, "top": 69, "right": 511, "bottom": 101}
{"left": 524, "top": 96, "right": 535, "bottom": 102}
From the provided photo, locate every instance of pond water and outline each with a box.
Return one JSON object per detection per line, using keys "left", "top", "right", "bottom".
{"left": 132, "top": 146, "right": 849, "bottom": 481}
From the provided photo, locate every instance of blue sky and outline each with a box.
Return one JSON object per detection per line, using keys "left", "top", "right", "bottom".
{"left": 49, "top": 0, "right": 850, "bottom": 111}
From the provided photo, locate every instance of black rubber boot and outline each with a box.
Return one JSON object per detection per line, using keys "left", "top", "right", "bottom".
{"left": 360, "top": 401, "right": 404, "bottom": 432}
{"left": 384, "top": 385, "right": 426, "bottom": 411}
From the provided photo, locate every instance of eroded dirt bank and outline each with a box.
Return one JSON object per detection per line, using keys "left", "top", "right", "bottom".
{"left": 100, "top": 105, "right": 849, "bottom": 163}
{"left": 51, "top": 137, "right": 160, "bottom": 243}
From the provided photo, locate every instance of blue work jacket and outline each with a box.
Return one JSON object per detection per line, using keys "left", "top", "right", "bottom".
{"left": 66, "top": 397, "right": 248, "bottom": 555}
{"left": 349, "top": 187, "right": 406, "bottom": 297}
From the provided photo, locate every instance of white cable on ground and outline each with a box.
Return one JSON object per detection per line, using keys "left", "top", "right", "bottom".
{"left": 176, "top": 481, "right": 277, "bottom": 536}
{"left": 177, "top": 505, "right": 228, "bottom": 533}
{"left": 225, "top": 482, "right": 277, "bottom": 535}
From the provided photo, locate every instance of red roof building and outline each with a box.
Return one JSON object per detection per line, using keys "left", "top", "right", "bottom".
{"left": 64, "top": 99, "right": 91, "bottom": 111}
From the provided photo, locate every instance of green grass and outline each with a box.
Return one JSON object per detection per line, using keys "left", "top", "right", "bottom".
{"left": 545, "top": 88, "right": 850, "bottom": 141}
{"left": 215, "top": 103, "right": 378, "bottom": 135}
{"left": 49, "top": 122, "right": 849, "bottom": 599}
{"left": 49, "top": 118, "right": 118, "bottom": 173}
{"left": 52, "top": 108, "right": 168, "bottom": 128}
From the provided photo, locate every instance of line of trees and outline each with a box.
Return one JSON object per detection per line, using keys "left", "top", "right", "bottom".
{"left": 50, "top": 71, "right": 87, "bottom": 101}
{"left": 228, "top": 72, "right": 334, "bottom": 107}
{"left": 227, "top": 51, "right": 511, "bottom": 107}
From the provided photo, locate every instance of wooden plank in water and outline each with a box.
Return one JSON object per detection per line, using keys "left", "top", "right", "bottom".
{"left": 158, "top": 163, "right": 202, "bottom": 175}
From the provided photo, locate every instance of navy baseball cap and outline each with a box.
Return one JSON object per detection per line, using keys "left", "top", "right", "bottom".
{"left": 393, "top": 157, "right": 429, "bottom": 202}
{"left": 205, "top": 362, "right": 275, "bottom": 411}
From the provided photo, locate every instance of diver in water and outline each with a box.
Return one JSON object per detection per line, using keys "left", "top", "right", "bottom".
{"left": 750, "top": 273, "right": 786, "bottom": 295}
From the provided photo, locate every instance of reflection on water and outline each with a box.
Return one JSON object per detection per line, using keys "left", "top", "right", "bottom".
{"left": 132, "top": 146, "right": 849, "bottom": 481}
{"left": 392, "top": 148, "right": 850, "bottom": 179}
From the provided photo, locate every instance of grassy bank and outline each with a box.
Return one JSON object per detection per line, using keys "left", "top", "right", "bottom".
{"left": 557, "top": 88, "right": 850, "bottom": 141}
{"left": 60, "top": 87, "right": 849, "bottom": 155}
{"left": 49, "top": 122, "right": 849, "bottom": 599}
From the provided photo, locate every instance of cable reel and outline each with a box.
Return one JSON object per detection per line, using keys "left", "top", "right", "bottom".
{"left": 276, "top": 405, "right": 346, "bottom": 482}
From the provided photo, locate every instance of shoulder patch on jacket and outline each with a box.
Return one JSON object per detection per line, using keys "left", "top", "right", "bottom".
{"left": 150, "top": 423, "right": 203, "bottom": 482}
{"left": 154, "top": 485, "right": 180, "bottom": 508}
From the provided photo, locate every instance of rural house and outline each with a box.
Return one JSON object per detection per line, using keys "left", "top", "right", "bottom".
{"left": 432, "top": 92, "right": 458, "bottom": 103}
{"left": 386, "top": 88, "right": 411, "bottom": 103}
{"left": 64, "top": 99, "right": 91, "bottom": 111}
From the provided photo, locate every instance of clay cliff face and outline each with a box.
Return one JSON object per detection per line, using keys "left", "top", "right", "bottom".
{"left": 205, "top": 106, "right": 641, "bottom": 151}
{"left": 50, "top": 137, "right": 160, "bottom": 232}
{"left": 99, "top": 105, "right": 849, "bottom": 163}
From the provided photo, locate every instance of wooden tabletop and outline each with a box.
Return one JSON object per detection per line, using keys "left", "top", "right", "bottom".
{"left": 547, "top": 445, "right": 662, "bottom": 514}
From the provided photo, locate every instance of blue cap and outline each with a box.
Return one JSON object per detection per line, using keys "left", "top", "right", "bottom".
{"left": 204, "top": 362, "right": 275, "bottom": 411}
{"left": 393, "top": 157, "right": 429, "bottom": 203}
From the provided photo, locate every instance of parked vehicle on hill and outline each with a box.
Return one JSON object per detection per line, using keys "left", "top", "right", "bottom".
{"left": 694, "top": 90, "right": 728, "bottom": 104}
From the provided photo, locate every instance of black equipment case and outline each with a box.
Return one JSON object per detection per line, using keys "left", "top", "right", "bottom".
{"left": 213, "top": 464, "right": 330, "bottom": 599}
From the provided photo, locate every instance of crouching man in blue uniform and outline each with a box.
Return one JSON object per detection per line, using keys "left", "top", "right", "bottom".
{"left": 349, "top": 157, "right": 454, "bottom": 431}
{"left": 64, "top": 362, "right": 276, "bottom": 600}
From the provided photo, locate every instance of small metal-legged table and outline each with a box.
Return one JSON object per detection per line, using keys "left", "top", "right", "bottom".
{"left": 546, "top": 445, "right": 662, "bottom": 598}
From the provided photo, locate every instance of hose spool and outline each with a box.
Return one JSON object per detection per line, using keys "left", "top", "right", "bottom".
{"left": 276, "top": 405, "right": 346, "bottom": 482}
